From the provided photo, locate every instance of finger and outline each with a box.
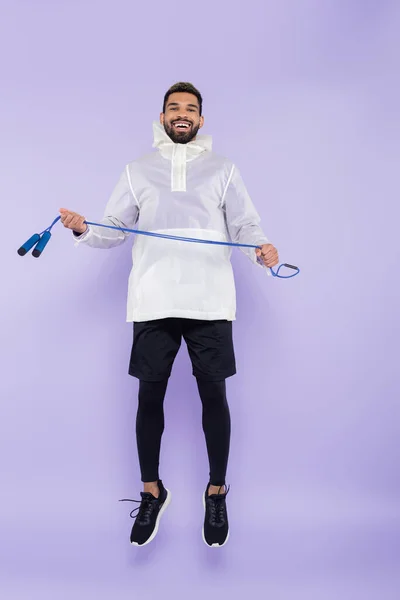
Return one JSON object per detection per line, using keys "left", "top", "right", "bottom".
{"left": 264, "top": 249, "right": 278, "bottom": 258}
{"left": 265, "top": 257, "right": 279, "bottom": 267}
{"left": 70, "top": 216, "right": 81, "bottom": 229}
{"left": 262, "top": 251, "right": 276, "bottom": 262}
{"left": 262, "top": 251, "right": 277, "bottom": 263}
{"left": 261, "top": 246, "right": 275, "bottom": 256}
{"left": 60, "top": 214, "right": 70, "bottom": 225}
{"left": 73, "top": 217, "right": 85, "bottom": 231}
{"left": 262, "top": 255, "right": 274, "bottom": 264}
{"left": 64, "top": 215, "right": 75, "bottom": 228}
{"left": 71, "top": 216, "right": 83, "bottom": 230}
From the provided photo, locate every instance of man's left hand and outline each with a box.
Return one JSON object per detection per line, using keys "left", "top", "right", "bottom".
{"left": 255, "top": 244, "right": 279, "bottom": 268}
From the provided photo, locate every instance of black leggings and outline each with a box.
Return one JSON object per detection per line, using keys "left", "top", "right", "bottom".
{"left": 136, "top": 379, "right": 231, "bottom": 487}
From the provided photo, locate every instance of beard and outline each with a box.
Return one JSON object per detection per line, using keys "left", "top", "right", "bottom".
{"left": 164, "top": 119, "right": 201, "bottom": 144}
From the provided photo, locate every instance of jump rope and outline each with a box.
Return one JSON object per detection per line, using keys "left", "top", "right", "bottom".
{"left": 17, "top": 215, "right": 300, "bottom": 278}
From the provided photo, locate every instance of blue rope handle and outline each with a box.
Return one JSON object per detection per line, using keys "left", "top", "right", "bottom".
{"left": 18, "top": 215, "right": 300, "bottom": 278}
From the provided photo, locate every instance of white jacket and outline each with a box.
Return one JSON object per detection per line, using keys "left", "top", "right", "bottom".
{"left": 75, "top": 122, "right": 270, "bottom": 322}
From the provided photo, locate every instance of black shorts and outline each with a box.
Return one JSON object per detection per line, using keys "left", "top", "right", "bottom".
{"left": 128, "top": 318, "right": 236, "bottom": 382}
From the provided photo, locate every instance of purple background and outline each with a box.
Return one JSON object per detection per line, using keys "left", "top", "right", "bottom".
{"left": 1, "top": 1, "right": 399, "bottom": 598}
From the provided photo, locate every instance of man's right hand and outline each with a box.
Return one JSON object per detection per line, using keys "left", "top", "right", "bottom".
{"left": 59, "top": 208, "right": 87, "bottom": 235}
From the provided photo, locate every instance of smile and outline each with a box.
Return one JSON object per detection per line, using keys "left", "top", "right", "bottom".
{"left": 173, "top": 121, "right": 191, "bottom": 130}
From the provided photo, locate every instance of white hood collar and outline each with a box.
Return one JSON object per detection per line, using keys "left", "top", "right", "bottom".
{"left": 152, "top": 121, "right": 212, "bottom": 192}
{"left": 152, "top": 121, "right": 212, "bottom": 155}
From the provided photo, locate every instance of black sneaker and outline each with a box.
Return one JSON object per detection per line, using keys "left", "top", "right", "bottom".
{"left": 120, "top": 480, "right": 171, "bottom": 546}
{"left": 202, "top": 484, "right": 230, "bottom": 547}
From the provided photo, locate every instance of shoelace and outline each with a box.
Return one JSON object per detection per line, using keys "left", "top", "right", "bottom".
{"left": 207, "top": 485, "right": 230, "bottom": 526}
{"left": 119, "top": 493, "right": 158, "bottom": 525}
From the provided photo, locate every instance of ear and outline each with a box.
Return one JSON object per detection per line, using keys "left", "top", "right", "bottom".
{"left": 160, "top": 112, "right": 165, "bottom": 125}
{"left": 199, "top": 115, "right": 205, "bottom": 129}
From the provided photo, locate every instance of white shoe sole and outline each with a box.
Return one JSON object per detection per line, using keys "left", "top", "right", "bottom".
{"left": 131, "top": 488, "right": 171, "bottom": 547}
{"left": 202, "top": 493, "right": 230, "bottom": 548}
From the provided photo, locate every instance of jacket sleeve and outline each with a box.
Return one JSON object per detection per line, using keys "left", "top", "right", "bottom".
{"left": 222, "top": 164, "right": 270, "bottom": 265}
{"left": 74, "top": 165, "right": 139, "bottom": 249}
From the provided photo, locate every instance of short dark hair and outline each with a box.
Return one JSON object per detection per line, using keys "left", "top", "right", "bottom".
{"left": 162, "top": 82, "right": 203, "bottom": 115}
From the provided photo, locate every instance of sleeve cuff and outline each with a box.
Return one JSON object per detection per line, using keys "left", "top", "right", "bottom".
{"left": 73, "top": 226, "right": 91, "bottom": 245}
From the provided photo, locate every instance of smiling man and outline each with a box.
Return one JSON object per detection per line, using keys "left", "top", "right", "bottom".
{"left": 60, "top": 82, "right": 278, "bottom": 548}
{"left": 162, "top": 93, "right": 204, "bottom": 143}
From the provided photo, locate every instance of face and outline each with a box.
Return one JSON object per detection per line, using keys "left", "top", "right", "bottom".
{"left": 161, "top": 92, "right": 204, "bottom": 144}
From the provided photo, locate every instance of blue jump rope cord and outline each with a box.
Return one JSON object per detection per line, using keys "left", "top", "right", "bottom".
{"left": 38, "top": 215, "right": 299, "bottom": 278}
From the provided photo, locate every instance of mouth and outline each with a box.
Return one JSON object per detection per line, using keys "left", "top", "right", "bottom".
{"left": 172, "top": 121, "right": 192, "bottom": 131}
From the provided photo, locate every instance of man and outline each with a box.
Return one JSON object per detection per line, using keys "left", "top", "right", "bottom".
{"left": 60, "top": 82, "right": 278, "bottom": 548}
